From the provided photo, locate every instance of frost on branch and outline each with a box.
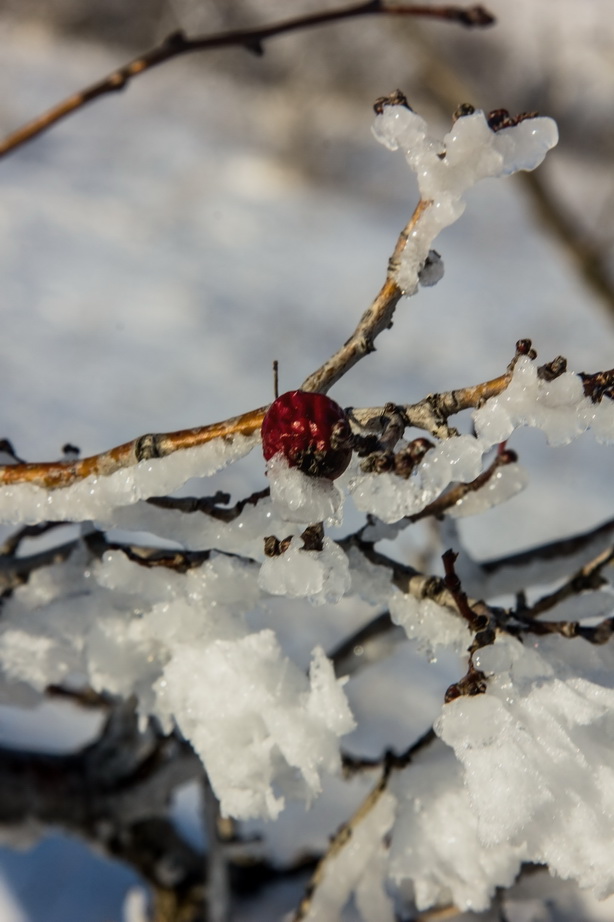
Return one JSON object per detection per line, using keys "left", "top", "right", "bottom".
{"left": 0, "top": 546, "right": 355, "bottom": 820}
{"left": 372, "top": 102, "right": 558, "bottom": 294}
{"left": 434, "top": 634, "right": 614, "bottom": 902}
{"left": 2, "top": 90, "right": 614, "bottom": 922}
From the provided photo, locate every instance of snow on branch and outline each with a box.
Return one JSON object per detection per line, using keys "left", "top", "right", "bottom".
{"left": 1, "top": 82, "right": 614, "bottom": 922}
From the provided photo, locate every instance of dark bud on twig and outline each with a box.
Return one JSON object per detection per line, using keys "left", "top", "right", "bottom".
{"left": 538, "top": 356, "right": 567, "bottom": 381}
{"left": 444, "top": 667, "right": 488, "bottom": 702}
{"left": 457, "top": 6, "right": 496, "bottom": 27}
{"left": 487, "top": 109, "right": 539, "bottom": 132}
{"left": 263, "top": 535, "right": 293, "bottom": 557}
{"left": 0, "top": 438, "right": 26, "bottom": 465}
{"left": 360, "top": 450, "right": 395, "bottom": 474}
{"left": 579, "top": 369, "right": 614, "bottom": 403}
{"left": 418, "top": 250, "right": 444, "bottom": 288}
{"left": 497, "top": 447, "right": 518, "bottom": 464}
{"left": 452, "top": 103, "right": 476, "bottom": 122}
{"left": 300, "top": 523, "right": 325, "bottom": 552}
{"left": 393, "top": 438, "right": 434, "bottom": 479}
{"left": 380, "top": 403, "right": 408, "bottom": 449}
{"left": 162, "top": 29, "right": 188, "bottom": 51}
{"left": 515, "top": 338, "right": 537, "bottom": 360}
{"left": 373, "top": 89, "right": 411, "bottom": 115}
{"left": 353, "top": 433, "right": 383, "bottom": 458}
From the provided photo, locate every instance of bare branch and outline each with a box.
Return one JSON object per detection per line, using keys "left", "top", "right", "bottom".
{"left": 0, "top": 4, "right": 494, "bottom": 161}
{"left": 301, "top": 200, "right": 432, "bottom": 394}
{"left": 0, "top": 405, "right": 267, "bottom": 490}
{"left": 481, "top": 514, "right": 614, "bottom": 575}
{"left": 516, "top": 546, "right": 614, "bottom": 620}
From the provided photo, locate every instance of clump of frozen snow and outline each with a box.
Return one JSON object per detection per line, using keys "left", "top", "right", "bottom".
{"left": 258, "top": 536, "right": 350, "bottom": 606}
{"left": 0, "top": 546, "right": 355, "bottom": 821}
{"left": 449, "top": 461, "right": 529, "bottom": 517}
{"left": 0, "top": 433, "right": 258, "bottom": 526}
{"left": 389, "top": 593, "right": 471, "bottom": 657}
{"left": 372, "top": 106, "right": 558, "bottom": 294}
{"left": 349, "top": 435, "right": 484, "bottom": 523}
{"left": 475, "top": 356, "right": 614, "bottom": 447}
{"left": 389, "top": 740, "right": 525, "bottom": 911}
{"left": 436, "top": 633, "right": 614, "bottom": 898}
{"left": 267, "top": 453, "right": 344, "bottom": 525}
{"left": 155, "top": 638, "right": 354, "bottom": 819}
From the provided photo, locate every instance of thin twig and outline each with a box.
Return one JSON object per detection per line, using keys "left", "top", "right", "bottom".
{"left": 328, "top": 610, "right": 403, "bottom": 678}
{"left": 301, "top": 200, "right": 432, "bottom": 394}
{"left": 516, "top": 546, "right": 614, "bottom": 620}
{"left": 294, "top": 726, "right": 436, "bottom": 920}
{"left": 0, "top": 3, "right": 493, "bottom": 161}
{"left": 203, "top": 774, "right": 231, "bottom": 922}
{"left": 522, "top": 170, "right": 614, "bottom": 323}
{"left": 0, "top": 406, "right": 266, "bottom": 489}
{"left": 481, "top": 514, "right": 614, "bottom": 574}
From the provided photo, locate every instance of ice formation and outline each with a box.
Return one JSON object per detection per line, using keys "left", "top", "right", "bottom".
{"left": 372, "top": 105, "right": 558, "bottom": 294}
{"left": 0, "top": 433, "right": 258, "bottom": 526}
{"left": 267, "top": 453, "right": 344, "bottom": 525}
{"left": 475, "top": 355, "right": 614, "bottom": 446}
{"left": 2, "top": 99, "right": 614, "bottom": 921}
{"left": 258, "top": 536, "right": 351, "bottom": 605}
{"left": 436, "top": 634, "right": 614, "bottom": 901}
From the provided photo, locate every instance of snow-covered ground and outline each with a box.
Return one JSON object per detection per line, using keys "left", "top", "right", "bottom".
{"left": 1, "top": 15, "right": 614, "bottom": 922}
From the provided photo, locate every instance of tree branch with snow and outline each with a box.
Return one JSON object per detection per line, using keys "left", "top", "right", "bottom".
{"left": 1, "top": 6, "right": 614, "bottom": 922}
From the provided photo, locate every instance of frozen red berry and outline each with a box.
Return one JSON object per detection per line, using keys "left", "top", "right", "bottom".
{"left": 261, "top": 390, "right": 353, "bottom": 480}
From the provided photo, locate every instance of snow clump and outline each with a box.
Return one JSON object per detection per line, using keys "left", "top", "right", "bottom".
{"left": 372, "top": 105, "right": 558, "bottom": 294}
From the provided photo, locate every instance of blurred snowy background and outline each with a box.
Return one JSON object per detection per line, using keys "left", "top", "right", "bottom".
{"left": 0, "top": 1, "right": 613, "bottom": 919}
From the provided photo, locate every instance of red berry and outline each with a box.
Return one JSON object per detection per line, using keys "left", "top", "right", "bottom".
{"left": 261, "top": 390, "right": 353, "bottom": 480}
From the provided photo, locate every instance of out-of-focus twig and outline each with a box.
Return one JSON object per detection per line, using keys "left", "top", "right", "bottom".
{"left": 0, "top": 3, "right": 494, "bottom": 161}
{"left": 516, "top": 546, "right": 614, "bottom": 620}
{"left": 521, "top": 170, "right": 614, "bottom": 323}
{"left": 481, "top": 514, "right": 614, "bottom": 574}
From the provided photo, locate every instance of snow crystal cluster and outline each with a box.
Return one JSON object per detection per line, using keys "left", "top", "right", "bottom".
{"left": 372, "top": 104, "right": 558, "bottom": 294}
{"left": 3, "top": 103, "right": 614, "bottom": 921}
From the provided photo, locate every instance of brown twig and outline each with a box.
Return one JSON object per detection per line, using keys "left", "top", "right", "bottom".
{"left": 294, "top": 726, "right": 436, "bottom": 921}
{"left": 0, "top": 405, "right": 266, "bottom": 490}
{"left": 522, "top": 170, "right": 614, "bottom": 324}
{"left": 301, "top": 200, "right": 432, "bottom": 394}
{"left": 481, "top": 514, "right": 614, "bottom": 575}
{"left": 147, "top": 487, "right": 270, "bottom": 522}
{"left": 0, "top": 348, "right": 584, "bottom": 492}
{"left": 0, "top": 4, "right": 493, "bottom": 161}
{"left": 405, "top": 446, "right": 516, "bottom": 522}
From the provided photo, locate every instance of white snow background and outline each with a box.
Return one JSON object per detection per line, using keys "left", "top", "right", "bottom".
{"left": 0, "top": 6, "right": 614, "bottom": 921}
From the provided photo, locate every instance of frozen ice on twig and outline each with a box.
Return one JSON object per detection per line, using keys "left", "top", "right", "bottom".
{"left": 437, "top": 633, "right": 614, "bottom": 898}
{"left": 449, "top": 461, "right": 528, "bottom": 517}
{"left": 258, "top": 536, "right": 350, "bottom": 605}
{"left": 0, "top": 434, "right": 258, "bottom": 526}
{"left": 474, "top": 356, "right": 614, "bottom": 447}
{"left": 372, "top": 105, "right": 558, "bottom": 294}
{"left": 267, "top": 453, "right": 344, "bottom": 525}
{"left": 349, "top": 434, "right": 484, "bottom": 524}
